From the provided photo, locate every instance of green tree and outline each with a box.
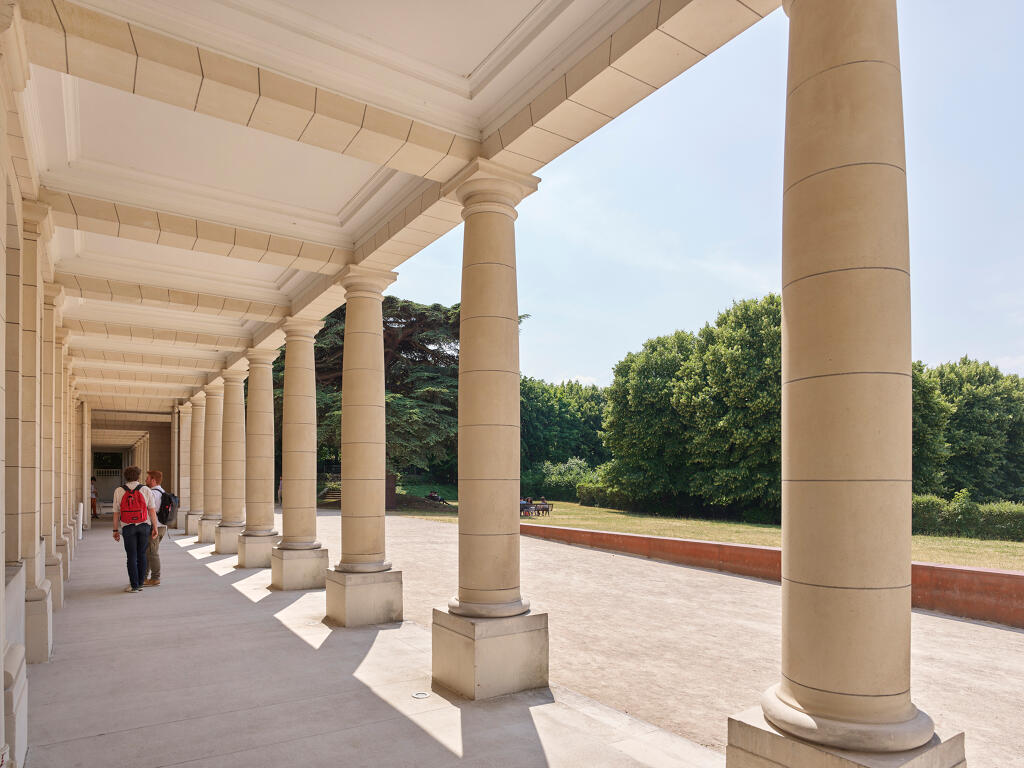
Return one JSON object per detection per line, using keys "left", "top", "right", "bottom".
{"left": 672, "top": 295, "right": 781, "bottom": 512}
{"left": 911, "top": 361, "right": 950, "bottom": 495}
{"left": 927, "top": 357, "right": 1022, "bottom": 501}
{"left": 520, "top": 378, "right": 609, "bottom": 469}
{"left": 601, "top": 330, "right": 698, "bottom": 502}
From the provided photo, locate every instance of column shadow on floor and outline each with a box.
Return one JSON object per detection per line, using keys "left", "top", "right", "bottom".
{"left": 26, "top": 527, "right": 551, "bottom": 767}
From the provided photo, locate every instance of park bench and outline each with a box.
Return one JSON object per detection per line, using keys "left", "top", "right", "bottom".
{"left": 520, "top": 501, "right": 553, "bottom": 518}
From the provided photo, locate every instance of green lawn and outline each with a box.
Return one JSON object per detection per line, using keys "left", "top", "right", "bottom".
{"left": 388, "top": 498, "right": 1024, "bottom": 571}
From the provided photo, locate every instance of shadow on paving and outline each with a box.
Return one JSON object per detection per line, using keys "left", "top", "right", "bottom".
{"left": 24, "top": 527, "right": 558, "bottom": 768}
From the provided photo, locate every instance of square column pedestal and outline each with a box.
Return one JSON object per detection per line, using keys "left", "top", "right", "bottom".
{"left": 727, "top": 708, "right": 966, "bottom": 768}
{"left": 186, "top": 513, "right": 202, "bottom": 536}
{"left": 325, "top": 569, "right": 403, "bottom": 627}
{"left": 197, "top": 518, "right": 219, "bottom": 544}
{"left": 236, "top": 534, "right": 279, "bottom": 568}
{"left": 431, "top": 609, "right": 548, "bottom": 701}
{"left": 270, "top": 547, "right": 328, "bottom": 590}
{"left": 214, "top": 525, "right": 242, "bottom": 554}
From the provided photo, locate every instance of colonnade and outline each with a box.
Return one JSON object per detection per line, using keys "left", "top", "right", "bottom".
{"left": 0, "top": 182, "right": 92, "bottom": 767}
{"left": 0, "top": 1, "right": 965, "bottom": 765}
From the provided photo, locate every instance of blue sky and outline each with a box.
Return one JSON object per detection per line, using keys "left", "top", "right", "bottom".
{"left": 389, "top": 2, "right": 1024, "bottom": 387}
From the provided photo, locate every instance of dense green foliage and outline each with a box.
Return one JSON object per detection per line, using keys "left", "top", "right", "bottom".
{"left": 911, "top": 361, "right": 951, "bottom": 496}
{"left": 912, "top": 491, "right": 1024, "bottom": 540}
{"left": 520, "top": 378, "right": 609, "bottom": 468}
{"left": 925, "top": 358, "right": 1024, "bottom": 501}
{"left": 601, "top": 297, "right": 782, "bottom": 517}
{"left": 521, "top": 457, "right": 598, "bottom": 501}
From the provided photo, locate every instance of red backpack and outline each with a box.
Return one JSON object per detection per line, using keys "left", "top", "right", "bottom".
{"left": 119, "top": 484, "right": 148, "bottom": 525}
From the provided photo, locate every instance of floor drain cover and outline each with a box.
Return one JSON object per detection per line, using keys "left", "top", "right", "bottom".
{"left": 412, "top": 692, "right": 430, "bottom": 699}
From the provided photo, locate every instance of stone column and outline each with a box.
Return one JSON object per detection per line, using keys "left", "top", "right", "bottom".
{"left": 198, "top": 383, "right": 223, "bottom": 543}
{"left": 271, "top": 319, "right": 328, "bottom": 589}
{"left": 39, "top": 285, "right": 63, "bottom": 609}
{"left": 325, "top": 266, "right": 402, "bottom": 626}
{"left": 170, "top": 404, "right": 179, "bottom": 504}
{"left": 727, "top": 3, "right": 965, "bottom": 766}
{"left": 431, "top": 159, "right": 547, "bottom": 700}
{"left": 238, "top": 349, "right": 279, "bottom": 567}
{"left": 177, "top": 402, "right": 192, "bottom": 528}
{"left": 215, "top": 368, "right": 247, "bottom": 553}
{"left": 54, "top": 332, "right": 70, "bottom": 570}
{"left": 22, "top": 206, "right": 53, "bottom": 664}
{"left": 187, "top": 391, "right": 206, "bottom": 535}
{"left": 4, "top": 221, "right": 21, "bottom": 564}
{"left": 0, "top": 177, "right": 9, "bottom": 767}
{"left": 79, "top": 398, "right": 90, "bottom": 533}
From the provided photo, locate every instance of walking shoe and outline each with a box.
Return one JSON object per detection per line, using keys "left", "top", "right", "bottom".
{"left": 124, "top": 586, "right": 140, "bottom": 593}
{"left": 143, "top": 578, "right": 160, "bottom": 587}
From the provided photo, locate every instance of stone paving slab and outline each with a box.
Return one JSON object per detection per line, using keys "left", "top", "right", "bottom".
{"left": 315, "top": 512, "right": 1020, "bottom": 767}
{"left": 26, "top": 521, "right": 722, "bottom": 768}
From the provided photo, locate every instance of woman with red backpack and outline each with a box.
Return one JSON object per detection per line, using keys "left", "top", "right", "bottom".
{"left": 112, "top": 466, "right": 159, "bottom": 593}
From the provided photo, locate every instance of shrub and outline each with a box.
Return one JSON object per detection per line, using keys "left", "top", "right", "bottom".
{"left": 912, "top": 491, "right": 1024, "bottom": 541}
{"left": 576, "top": 482, "right": 634, "bottom": 511}
{"left": 523, "top": 457, "right": 597, "bottom": 501}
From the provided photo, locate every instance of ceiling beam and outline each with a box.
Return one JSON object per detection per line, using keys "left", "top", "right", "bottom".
{"left": 64, "top": 318, "right": 250, "bottom": 354}
{"left": 55, "top": 271, "right": 290, "bottom": 324}
{"left": 40, "top": 187, "right": 349, "bottom": 275}
{"left": 20, "top": 0, "right": 480, "bottom": 182}
{"left": 69, "top": 347, "right": 227, "bottom": 374}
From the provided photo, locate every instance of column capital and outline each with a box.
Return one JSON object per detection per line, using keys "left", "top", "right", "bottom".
{"left": 179, "top": 401, "right": 193, "bottom": 414}
{"left": 335, "top": 264, "right": 397, "bottom": 296}
{"left": 282, "top": 317, "right": 324, "bottom": 340}
{"left": 246, "top": 347, "right": 280, "bottom": 366}
{"left": 43, "top": 282, "right": 64, "bottom": 305}
{"left": 191, "top": 390, "right": 207, "bottom": 406}
{"left": 443, "top": 158, "right": 539, "bottom": 219}
{"left": 204, "top": 382, "right": 224, "bottom": 397}
{"left": 222, "top": 369, "right": 248, "bottom": 383}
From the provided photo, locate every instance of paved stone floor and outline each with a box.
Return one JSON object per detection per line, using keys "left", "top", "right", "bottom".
{"left": 322, "top": 513, "right": 1019, "bottom": 767}
{"left": 25, "top": 519, "right": 720, "bottom": 767}
{"left": 29, "top": 512, "right": 1022, "bottom": 766}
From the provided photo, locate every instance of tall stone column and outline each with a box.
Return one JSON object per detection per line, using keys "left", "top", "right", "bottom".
{"left": 325, "top": 266, "right": 402, "bottom": 626}
{"left": 4, "top": 222, "right": 21, "bottom": 563}
{"left": 727, "top": 3, "right": 965, "bottom": 766}
{"left": 170, "top": 404, "right": 179, "bottom": 502}
{"left": 187, "top": 391, "right": 206, "bottom": 535}
{"left": 271, "top": 319, "right": 328, "bottom": 589}
{"left": 198, "top": 383, "right": 223, "bottom": 543}
{"left": 215, "top": 368, "right": 247, "bottom": 553}
{"left": 22, "top": 205, "right": 53, "bottom": 664}
{"left": 54, "top": 332, "right": 70, "bottom": 569}
{"left": 79, "top": 397, "right": 90, "bottom": 533}
{"left": 238, "top": 349, "right": 279, "bottom": 567}
{"left": 177, "top": 402, "right": 192, "bottom": 528}
{"left": 40, "top": 285, "right": 63, "bottom": 609}
{"left": 431, "top": 159, "right": 547, "bottom": 700}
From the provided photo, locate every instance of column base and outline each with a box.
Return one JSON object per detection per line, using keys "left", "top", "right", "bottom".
{"left": 431, "top": 608, "right": 548, "bottom": 700}
{"left": 45, "top": 555, "right": 65, "bottom": 610}
{"left": 270, "top": 546, "right": 328, "bottom": 590}
{"left": 186, "top": 512, "right": 202, "bottom": 536}
{"left": 214, "top": 524, "right": 243, "bottom": 554}
{"left": 56, "top": 537, "right": 71, "bottom": 580}
{"left": 325, "top": 569, "right": 402, "bottom": 627}
{"left": 727, "top": 707, "right": 966, "bottom": 768}
{"left": 25, "top": 581, "right": 54, "bottom": 663}
{"left": 236, "top": 533, "right": 279, "bottom": 568}
{"left": 197, "top": 517, "right": 220, "bottom": 544}
{"left": 4, "top": 643, "right": 27, "bottom": 768}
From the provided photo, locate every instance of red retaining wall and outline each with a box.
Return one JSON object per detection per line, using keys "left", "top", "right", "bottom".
{"left": 520, "top": 523, "right": 1024, "bottom": 629}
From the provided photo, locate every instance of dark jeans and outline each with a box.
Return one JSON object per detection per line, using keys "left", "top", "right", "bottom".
{"left": 122, "top": 523, "right": 151, "bottom": 589}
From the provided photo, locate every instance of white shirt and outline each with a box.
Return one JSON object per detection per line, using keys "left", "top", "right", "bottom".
{"left": 150, "top": 485, "right": 165, "bottom": 525}
{"left": 112, "top": 482, "right": 155, "bottom": 529}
